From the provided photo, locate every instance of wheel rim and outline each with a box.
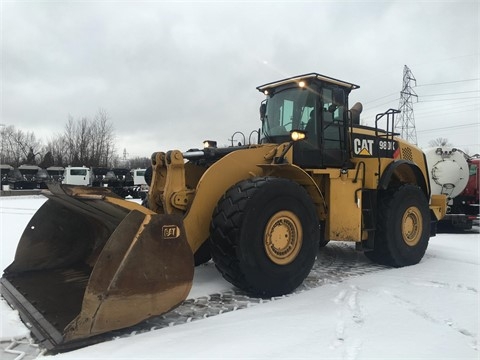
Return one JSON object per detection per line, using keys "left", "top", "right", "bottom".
{"left": 264, "top": 210, "right": 303, "bottom": 265}
{"left": 402, "top": 206, "right": 423, "bottom": 246}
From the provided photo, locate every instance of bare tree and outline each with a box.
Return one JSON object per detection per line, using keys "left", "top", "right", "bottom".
{"left": 129, "top": 157, "right": 151, "bottom": 169}
{"left": 3, "top": 109, "right": 117, "bottom": 168}
{"left": 63, "top": 115, "right": 77, "bottom": 165}
{"left": 43, "top": 135, "right": 68, "bottom": 166}
{"left": 91, "top": 108, "right": 116, "bottom": 167}
{"left": 65, "top": 116, "right": 92, "bottom": 166}
{"left": 428, "top": 137, "right": 452, "bottom": 147}
{"left": 0, "top": 125, "right": 42, "bottom": 166}
{"left": 0, "top": 125, "right": 9, "bottom": 164}
{"left": 39, "top": 151, "right": 55, "bottom": 168}
{"left": 62, "top": 109, "right": 116, "bottom": 167}
{"left": 77, "top": 117, "right": 92, "bottom": 165}
{"left": 23, "top": 132, "right": 42, "bottom": 164}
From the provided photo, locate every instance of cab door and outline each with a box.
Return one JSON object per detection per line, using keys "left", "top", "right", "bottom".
{"left": 320, "top": 87, "right": 349, "bottom": 168}
{"left": 293, "top": 86, "right": 349, "bottom": 169}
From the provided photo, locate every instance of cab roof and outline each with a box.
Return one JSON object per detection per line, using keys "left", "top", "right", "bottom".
{"left": 256, "top": 73, "right": 360, "bottom": 93}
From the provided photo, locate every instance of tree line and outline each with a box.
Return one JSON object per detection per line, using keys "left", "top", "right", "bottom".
{"left": 0, "top": 109, "right": 150, "bottom": 169}
{"left": 1, "top": 111, "right": 462, "bottom": 170}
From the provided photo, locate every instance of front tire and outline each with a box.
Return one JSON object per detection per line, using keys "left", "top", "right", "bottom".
{"left": 365, "top": 184, "right": 430, "bottom": 267}
{"left": 194, "top": 241, "right": 212, "bottom": 266}
{"left": 210, "top": 177, "right": 319, "bottom": 297}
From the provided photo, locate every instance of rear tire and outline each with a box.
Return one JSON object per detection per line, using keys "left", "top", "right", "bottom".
{"left": 210, "top": 177, "right": 319, "bottom": 297}
{"left": 365, "top": 184, "right": 430, "bottom": 267}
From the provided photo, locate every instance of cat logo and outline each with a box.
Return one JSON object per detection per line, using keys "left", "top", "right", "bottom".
{"left": 353, "top": 138, "right": 374, "bottom": 156}
{"left": 352, "top": 134, "right": 398, "bottom": 158}
{"left": 162, "top": 225, "right": 180, "bottom": 239}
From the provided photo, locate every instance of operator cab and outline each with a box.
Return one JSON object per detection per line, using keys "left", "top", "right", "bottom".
{"left": 257, "top": 73, "right": 359, "bottom": 168}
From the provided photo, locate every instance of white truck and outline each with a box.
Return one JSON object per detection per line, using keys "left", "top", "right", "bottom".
{"left": 130, "top": 168, "right": 148, "bottom": 199}
{"left": 62, "top": 166, "right": 92, "bottom": 186}
{"left": 62, "top": 166, "right": 147, "bottom": 199}
{"left": 132, "top": 168, "right": 147, "bottom": 186}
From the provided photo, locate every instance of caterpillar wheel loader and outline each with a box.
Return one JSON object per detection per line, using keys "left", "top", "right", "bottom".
{"left": 0, "top": 73, "right": 446, "bottom": 352}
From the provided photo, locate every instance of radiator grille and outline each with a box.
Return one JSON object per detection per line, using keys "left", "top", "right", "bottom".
{"left": 402, "top": 147, "right": 414, "bottom": 162}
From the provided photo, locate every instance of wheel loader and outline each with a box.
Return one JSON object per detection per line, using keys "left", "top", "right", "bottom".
{"left": 0, "top": 73, "right": 446, "bottom": 352}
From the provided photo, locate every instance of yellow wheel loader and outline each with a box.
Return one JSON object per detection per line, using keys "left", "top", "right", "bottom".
{"left": 0, "top": 73, "right": 446, "bottom": 351}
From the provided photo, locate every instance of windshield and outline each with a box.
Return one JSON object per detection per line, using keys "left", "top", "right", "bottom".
{"left": 261, "top": 88, "right": 315, "bottom": 142}
{"left": 69, "top": 169, "right": 87, "bottom": 176}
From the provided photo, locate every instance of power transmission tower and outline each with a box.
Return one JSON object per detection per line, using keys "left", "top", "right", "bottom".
{"left": 395, "top": 65, "right": 418, "bottom": 145}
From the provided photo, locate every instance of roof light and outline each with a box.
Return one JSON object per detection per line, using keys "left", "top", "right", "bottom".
{"left": 298, "top": 81, "right": 306, "bottom": 88}
{"left": 203, "top": 140, "right": 217, "bottom": 148}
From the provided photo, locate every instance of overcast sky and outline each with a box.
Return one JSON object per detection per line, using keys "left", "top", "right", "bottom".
{"left": 1, "top": 0, "right": 479, "bottom": 159}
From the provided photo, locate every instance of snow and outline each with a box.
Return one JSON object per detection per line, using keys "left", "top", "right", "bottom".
{"left": 0, "top": 194, "right": 479, "bottom": 359}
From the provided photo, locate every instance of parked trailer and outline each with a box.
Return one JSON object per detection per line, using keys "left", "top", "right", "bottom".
{"left": 46, "top": 166, "right": 65, "bottom": 183}
{"left": 0, "top": 164, "right": 14, "bottom": 189}
{"left": 425, "top": 147, "right": 479, "bottom": 230}
{"left": 8, "top": 165, "right": 40, "bottom": 190}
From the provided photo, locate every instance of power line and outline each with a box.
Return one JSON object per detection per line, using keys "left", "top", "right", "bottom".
{"left": 361, "top": 98, "right": 479, "bottom": 123}
{"left": 359, "top": 79, "right": 479, "bottom": 124}
{"left": 420, "top": 90, "right": 480, "bottom": 97}
{"left": 416, "top": 97, "right": 479, "bottom": 108}
{"left": 362, "top": 92, "right": 398, "bottom": 105}
{"left": 415, "top": 107, "right": 480, "bottom": 119}
{"left": 362, "top": 97, "right": 400, "bottom": 111}
{"left": 360, "top": 76, "right": 478, "bottom": 107}
{"left": 416, "top": 122, "right": 478, "bottom": 133}
{"left": 415, "top": 78, "right": 480, "bottom": 87}
{"left": 418, "top": 96, "right": 480, "bottom": 102}
{"left": 415, "top": 98, "right": 480, "bottom": 112}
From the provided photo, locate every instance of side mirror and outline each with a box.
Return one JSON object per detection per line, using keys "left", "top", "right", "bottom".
{"left": 332, "top": 89, "right": 346, "bottom": 107}
{"left": 259, "top": 102, "right": 267, "bottom": 122}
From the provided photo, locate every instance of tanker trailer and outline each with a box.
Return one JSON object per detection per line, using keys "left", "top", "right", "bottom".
{"left": 425, "top": 147, "right": 477, "bottom": 230}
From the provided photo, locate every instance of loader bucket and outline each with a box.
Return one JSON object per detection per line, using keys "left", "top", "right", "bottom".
{"left": 0, "top": 184, "right": 194, "bottom": 351}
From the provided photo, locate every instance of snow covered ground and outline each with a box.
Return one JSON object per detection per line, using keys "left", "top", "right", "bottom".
{"left": 0, "top": 194, "right": 479, "bottom": 359}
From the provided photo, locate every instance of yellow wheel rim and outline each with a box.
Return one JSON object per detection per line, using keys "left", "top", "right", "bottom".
{"left": 402, "top": 206, "right": 423, "bottom": 246}
{"left": 264, "top": 210, "right": 302, "bottom": 265}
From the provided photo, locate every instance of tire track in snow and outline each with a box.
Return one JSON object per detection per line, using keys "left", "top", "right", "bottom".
{"left": 410, "top": 279, "right": 478, "bottom": 294}
{"left": 331, "top": 286, "right": 364, "bottom": 360}
{"left": 382, "top": 290, "right": 478, "bottom": 351}
{"left": 0, "top": 337, "right": 44, "bottom": 360}
{"left": 1, "top": 242, "right": 387, "bottom": 358}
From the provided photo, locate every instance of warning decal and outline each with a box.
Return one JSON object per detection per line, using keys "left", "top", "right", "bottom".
{"left": 358, "top": 148, "right": 372, "bottom": 156}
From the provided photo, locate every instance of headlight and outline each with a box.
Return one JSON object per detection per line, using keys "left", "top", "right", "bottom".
{"left": 290, "top": 131, "right": 306, "bottom": 142}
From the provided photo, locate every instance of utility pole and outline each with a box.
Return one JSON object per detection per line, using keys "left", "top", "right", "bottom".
{"left": 395, "top": 65, "right": 418, "bottom": 145}
{"left": 121, "top": 148, "right": 130, "bottom": 168}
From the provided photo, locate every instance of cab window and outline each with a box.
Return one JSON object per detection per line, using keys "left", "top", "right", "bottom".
{"left": 71, "top": 169, "right": 87, "bottom": 176}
